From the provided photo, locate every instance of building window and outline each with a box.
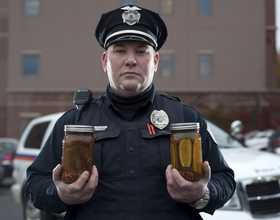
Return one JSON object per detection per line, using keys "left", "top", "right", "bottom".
{"left": 199, "top": 0, "right": 211, "bottom": 15}
{"left": 24, "top": 0, "right": 41, "bottom": 16}
{"left": 199, "top": 54, "right": 213, "bottom": 77}
{"left": 160, "top": 0, "right": 173, "bottom": 16}
{"left": 22, "top": 54, "right": 40, "bottom": 77}
{"left": 122, "top": 0, "right": 134, "bottom": 5}
{"left": 160, "top": 53, "right": 173, "bottom": 78}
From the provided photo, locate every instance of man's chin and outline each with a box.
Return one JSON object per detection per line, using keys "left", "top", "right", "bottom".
{"left": 118, "top": 83, "right": 146, "bottom": 95}
{"left": 120, "top": 82, "right": 142, "bottom": 91}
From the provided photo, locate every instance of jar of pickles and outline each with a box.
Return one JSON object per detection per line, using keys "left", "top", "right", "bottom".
{"left": 170, "top": 123, "right": 203, "bottom": 181}
{"left": 61, "top": 125, "right": 94, "bottom": 184}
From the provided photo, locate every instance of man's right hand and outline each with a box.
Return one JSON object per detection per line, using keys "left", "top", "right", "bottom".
{"left": 52, "top": 164, "right": 99, "bottom": 205}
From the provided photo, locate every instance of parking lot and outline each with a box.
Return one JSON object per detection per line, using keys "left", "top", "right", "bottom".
{"left": 0, "top": 177, "right": 23, "bottom": 220}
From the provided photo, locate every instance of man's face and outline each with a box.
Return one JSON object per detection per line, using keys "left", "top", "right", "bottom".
{"left": 102, "top": 41, "right": 159, "bottom": 97}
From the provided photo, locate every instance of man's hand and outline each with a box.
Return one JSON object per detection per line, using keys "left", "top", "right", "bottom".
{"left": 166, "top": 161, "right": 211, "bottom": 204}
{"left": 53, "top": 164, "right": 99, "bottom": 205}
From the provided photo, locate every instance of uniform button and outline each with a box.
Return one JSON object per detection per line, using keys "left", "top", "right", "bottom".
{"left": 128, "top": 127, "right": 133, "bottom": 131}
{"left": 129, "top": 147, "right": 134, "bottom": 152}
{"left": 130, "top": 170, "right": 135, "bottom": 175}
{"left": 161, "top": 131, "right": 167, "bottom": 134}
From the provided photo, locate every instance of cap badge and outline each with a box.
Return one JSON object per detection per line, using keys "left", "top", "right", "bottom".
{"left": 150, "top": 110, "right": 169, "bottom": 130}
{"left": 121, "top": 6, "right": 141, "bottom": 26}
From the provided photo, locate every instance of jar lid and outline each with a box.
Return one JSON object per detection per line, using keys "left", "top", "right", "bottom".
{"left": 64, "top": 125, "right": 94, "bottom": 132}
{"left": 170, "top": 122, "right": 199, "bottom": 130}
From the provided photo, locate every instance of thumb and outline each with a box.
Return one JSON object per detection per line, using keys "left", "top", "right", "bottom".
{"left": 53, "top": 164, "right": 62, "bottom": 182}
{"left": 202, "top": 161, "right": 211, "bottom": 182}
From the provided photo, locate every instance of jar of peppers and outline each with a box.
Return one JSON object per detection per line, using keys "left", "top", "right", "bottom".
{"left": 170, "top": 123, "right": 203, "bottom": 181}
{"left": 61, "top": 125, "right": 94, "bottom": 184}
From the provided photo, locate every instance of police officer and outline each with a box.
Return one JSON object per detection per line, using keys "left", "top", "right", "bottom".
{"left": 24, "top": 5, "right": 235, "bottom": 220}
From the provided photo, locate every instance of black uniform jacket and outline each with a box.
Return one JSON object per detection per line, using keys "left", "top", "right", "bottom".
{"left": 24, "top": 84, "right": 236, "bottom": 220}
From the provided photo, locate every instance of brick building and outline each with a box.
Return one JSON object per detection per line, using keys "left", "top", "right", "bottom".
{"left": 1, "top": 0, "right": 279, "bottom": 138}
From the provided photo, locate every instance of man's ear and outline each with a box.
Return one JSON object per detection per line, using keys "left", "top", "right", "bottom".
{"left": 154, "top": 52, "right": 159, "bottom": 72}
{"left": 101, "top": 52, "right": 107, "bottom": 72}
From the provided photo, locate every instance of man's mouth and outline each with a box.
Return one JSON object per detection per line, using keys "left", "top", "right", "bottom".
{"left": 122, "top": 71, "right": 139, "bottom": 76}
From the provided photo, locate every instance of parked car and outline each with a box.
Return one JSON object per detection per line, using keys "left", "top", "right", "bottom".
{"left": 0, "top": 138, "right": 18, "bottom": 183}
{"left": 11, "top": 112, "right": 280, "bottom": 220}
{"left": 11, "top": 112, "right": 65, "bottom": 220}
{"left": 267, "top": 126, "right": 280, "bottom": 155}
{"left": 244, "top": 129, "right": 275, "bottom": 150}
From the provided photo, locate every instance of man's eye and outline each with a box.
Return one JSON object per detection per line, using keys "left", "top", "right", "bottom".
{"left": 116, "top": 50, "right": 125, "bottom": 53}
{"left": 137, "top": 50, "right": 146, "bottom": 54}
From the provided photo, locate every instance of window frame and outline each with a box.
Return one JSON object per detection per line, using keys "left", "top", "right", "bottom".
{"left": 122, "top": 0, "right": 135, "bottom": 6}
{"left": 22, "top": 52, "right": 40, "bottom": 78}
{"left": 198, "top": 0, "right": 212, "bottom": 16}
{"left": 23, "top": 0, "right": 41, "bottom": 17}
{"left": 160, "top": 0, "right": 174, "bottom": 16}
{"left": 159, "top": 51, "right": 174, "bottom": 78}
{"left": 198, "top": 51, "right": 213, "bottom": 78}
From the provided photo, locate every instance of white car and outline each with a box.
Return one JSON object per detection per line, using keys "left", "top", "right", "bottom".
{"left": 11, "top": 112, "right": 280, "bottom": 220}
{"left": 245, "top": 129, "right": 275, "bottom": 150}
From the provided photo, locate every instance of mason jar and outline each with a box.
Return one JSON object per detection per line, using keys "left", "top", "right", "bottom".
{"left": 61, "top": 125, "right": 94, "bottom": 184}
{"left": 170, "top": 123, "right": 203, "bottom": 181}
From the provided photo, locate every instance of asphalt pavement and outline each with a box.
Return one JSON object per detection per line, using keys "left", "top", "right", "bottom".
{"left": 0, "top": 177, "right": 23, "bottom": 220}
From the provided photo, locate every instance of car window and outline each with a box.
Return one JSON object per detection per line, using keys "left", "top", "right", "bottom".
{"left": 0, "top": 142, "right": 18, "bottom": 151}
{"left": 24, "top": 121, "right": 50, "bottom": 149}
{"left": 206, "top": 120, "right": 244, "bottom": 148}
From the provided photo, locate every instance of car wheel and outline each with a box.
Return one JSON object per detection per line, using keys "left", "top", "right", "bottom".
{"left": 23, "top": 197, "right": 57, "bottom": 220}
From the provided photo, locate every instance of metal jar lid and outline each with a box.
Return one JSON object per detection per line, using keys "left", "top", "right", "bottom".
{"left": 170, "top": 122, "right": 200, "bottom": 130}
{"left": 64, "top": 125, "right": 94, "bottom": 132}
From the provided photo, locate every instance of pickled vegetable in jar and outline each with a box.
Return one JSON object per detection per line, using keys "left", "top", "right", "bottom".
{"left": 170, "top": 123, "right": 203, "bottom": 181}
{"left": 61, "top": 125, "right": 94, "bottom": 184}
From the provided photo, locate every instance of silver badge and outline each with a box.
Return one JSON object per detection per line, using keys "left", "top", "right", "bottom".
{"left": 121, "top": 6, "right": 141, "bottom": 26}
{"left": 94, "top": 126, "right": 108, "bottom": 131}
{"left": 150, "top": 110, "right": 169, "bottom": 130}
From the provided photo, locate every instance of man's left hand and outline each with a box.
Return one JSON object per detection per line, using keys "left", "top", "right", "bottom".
{"left": 165, "top": 161, "right": 211, "bottom": 204}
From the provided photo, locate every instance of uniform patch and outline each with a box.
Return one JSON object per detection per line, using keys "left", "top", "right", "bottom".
{"left": 207, "top": 124, "right": 218, "bottom": 145}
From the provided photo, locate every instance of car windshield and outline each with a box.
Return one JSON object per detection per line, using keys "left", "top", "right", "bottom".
{"left": 206, "top": 120, "right": 244, "bottom": 148}
{"left": 0, "top": 141, "right": 18, "bottom": 152}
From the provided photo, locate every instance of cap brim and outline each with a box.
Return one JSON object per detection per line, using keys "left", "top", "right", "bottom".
{"left": 104, "top": 28, "right": 158, "bottom": 50}
{"left": 105, "top": 34, "right": 156, "bottom": 49}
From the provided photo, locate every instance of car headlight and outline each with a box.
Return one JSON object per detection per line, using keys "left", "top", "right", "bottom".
{"left": 220, "top": 191, "right": 241, "bottom": 210}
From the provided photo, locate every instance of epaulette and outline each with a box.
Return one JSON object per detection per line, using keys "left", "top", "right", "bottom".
{"left": 158, "top": 93, "right": 181, "bottom": 102}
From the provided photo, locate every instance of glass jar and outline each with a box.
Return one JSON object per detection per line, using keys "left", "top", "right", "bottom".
{"left": 170, "top": 123, "right": 203, "bottom": 181}
{"left": 61, "top": 125, "right": 94, "bottom": 184}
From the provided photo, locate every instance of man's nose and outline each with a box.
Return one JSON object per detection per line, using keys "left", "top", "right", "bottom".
{"left": 125, "top": 51, "right": 137, "bottom": 66}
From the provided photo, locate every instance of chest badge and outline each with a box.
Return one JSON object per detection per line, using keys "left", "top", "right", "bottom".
{"left": 150, "top": 110, "right": 169, "bottom": 130}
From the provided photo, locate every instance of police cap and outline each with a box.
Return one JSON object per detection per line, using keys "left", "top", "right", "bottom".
{"left": 94, "top": 5, "right": 168, "bottom": 51}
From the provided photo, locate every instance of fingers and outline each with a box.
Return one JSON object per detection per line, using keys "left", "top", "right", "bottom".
{"left": 171, "top": 168, "right": 190, "bottom": 188}
{"left": 166, "top": 162, "right": 211, "bottom": 187}
{"left": 165, "top": 162, "right": 211, "bottom": 203}
{"left": 166, "top": 165, "right": 188, "bottom": 194}
{"left": 53, "top": 164, "right": 62, "bottom": 183}
{"left": 69, "top": 171, "right": 90, "bottom": 191}
{"left": 165, "top": 165, "right": 179, "bottom": 198}
{"left": 54, "top": 165, "right": 99, "bottom": 205}
{"left": 165, "top": 164, "right": 173, "bottom": 184}
{"left": 166, "top": 165, "right": 190, "bottom": 187}
{"left": 87, "top": 165, "right": 99, "bottom": 190}
{"left": 202, "top": 161, "right": 211, "bottom": 182}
